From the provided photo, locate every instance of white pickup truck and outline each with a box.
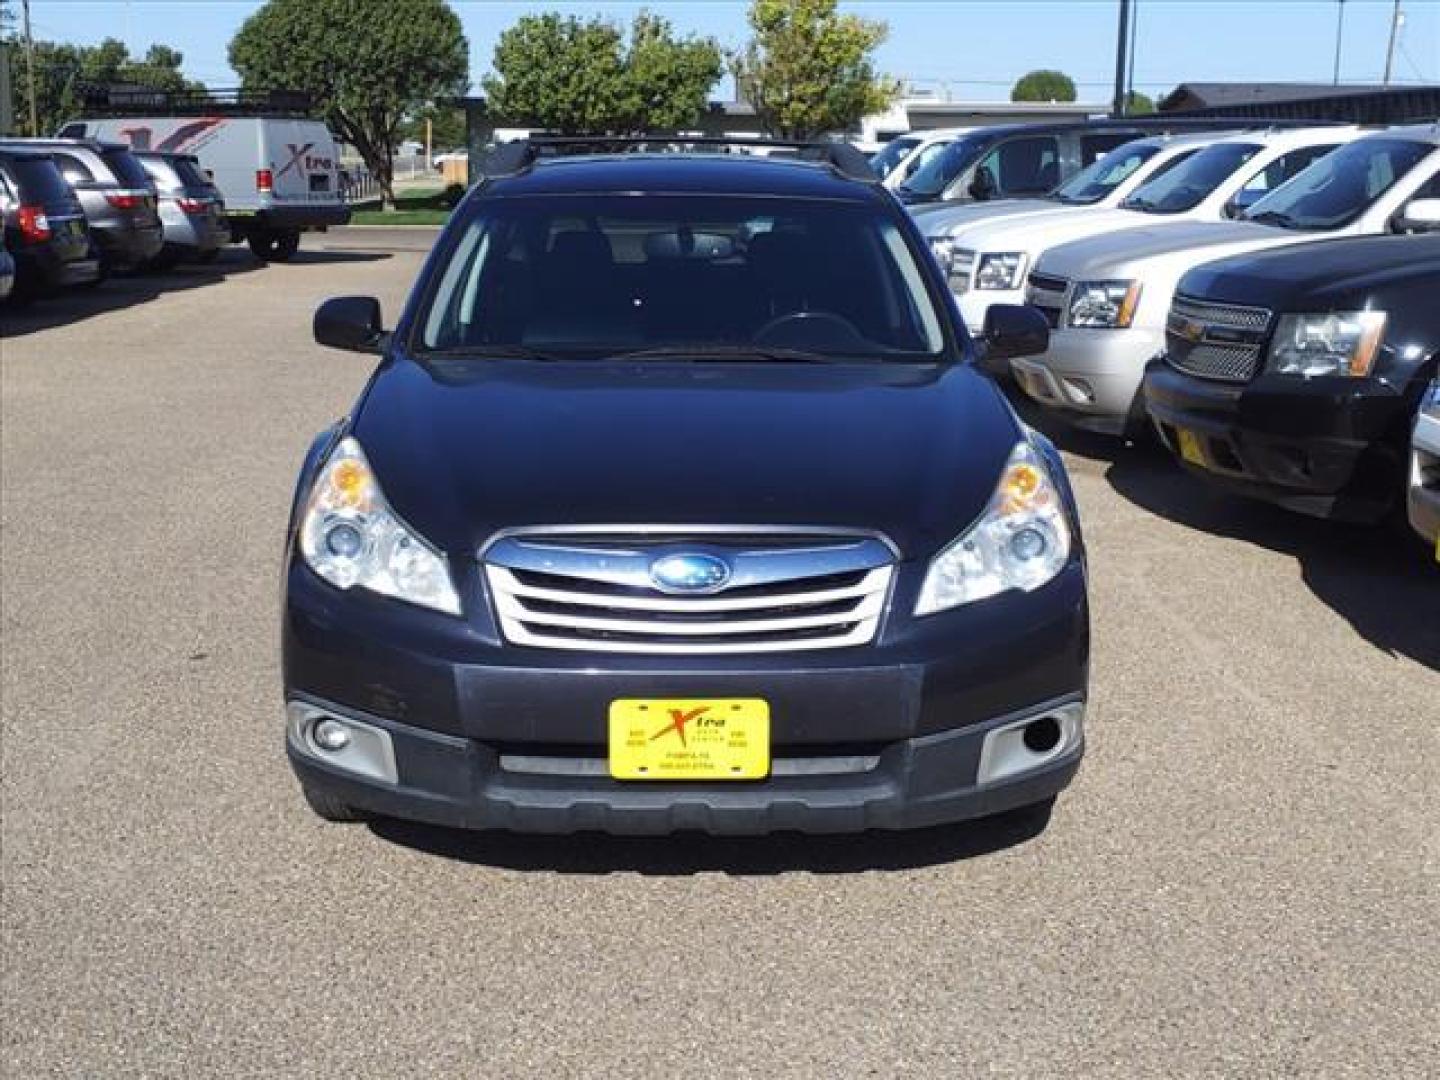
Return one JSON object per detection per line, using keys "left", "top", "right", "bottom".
{"left": 926, "top": 127, "right": 1358, "bottom": 339}
{"left": 1013, "top": 126, "right": 1440, "bottom": 436}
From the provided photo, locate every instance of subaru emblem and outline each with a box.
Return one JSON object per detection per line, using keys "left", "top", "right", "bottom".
{"left": 650, "top": 553, "right": 732, "bottom": 594}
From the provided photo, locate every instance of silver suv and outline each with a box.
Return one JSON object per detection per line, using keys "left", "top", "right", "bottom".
{"left": 0, "top": 138, "right": 163, "bottom": 271}
{"left": 134, "top": 151, "right": 226, "bottom": 268}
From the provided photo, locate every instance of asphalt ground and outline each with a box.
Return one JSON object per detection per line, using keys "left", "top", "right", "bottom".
{"left": 3, "top": 229, "right": 1438, "bottom": 1078}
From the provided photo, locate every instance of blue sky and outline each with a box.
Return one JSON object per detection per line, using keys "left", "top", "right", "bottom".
{"left": 22, "top": 0, "right": 1440, "bottom": 102}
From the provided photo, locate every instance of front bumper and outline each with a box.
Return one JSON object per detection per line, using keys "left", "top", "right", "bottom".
{"left": 1011, "top": 326, "right": 1162, "bottom": 435}
{"left": 1144, "top": 360, "right": 1417, "bottom": 522}
{"left": 1408, "top": 409, "right": 1440, "bottom": 546}
{"left": 283, "top": 555, "right": 1089, "bottom": 834}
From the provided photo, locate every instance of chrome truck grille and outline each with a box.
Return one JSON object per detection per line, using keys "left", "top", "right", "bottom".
{"left": 482, "top": 528, "right": 897, "bottom": 654}
{"left": 1165, "top": 294, "right": 1274, "bottom": 383}
{"left": 1025, "top": 272, "right": 1069, "bottom": 329}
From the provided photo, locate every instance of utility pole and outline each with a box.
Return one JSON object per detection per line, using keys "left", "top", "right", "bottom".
{"left": 1126, "top": 0, "right": 1140, "bottom": 110}
{"left": 1382, "top": 0, "right": 1402, "bottom": 85}
{"left": 21, "top": 0, "right": 38, "bottom": 136}
{"left": 1111, "top": 0, "right": 1132, "bottom": 117}
{"left": 1332, "top": 0, "right": 1345, "bottom": 85}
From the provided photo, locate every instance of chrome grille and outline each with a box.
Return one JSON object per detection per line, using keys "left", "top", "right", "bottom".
{"left": 948, "top": 248, "right": 976, "bottom": 294}
{"left": 1167, "top": 343, "right": 1262, "bottom": 382}
{"left": 1025, "top": 272, "right": 1068, "bottom": 329}
{"left": 1171, "top": 294, "right": 1272, "bottom": 332}
{"left": 482, "top": 528, "right": 896, "bottom": 654}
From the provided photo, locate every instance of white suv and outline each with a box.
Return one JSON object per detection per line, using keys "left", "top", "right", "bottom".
{"left": 928, "top": 127, "right": 1358, "bottom": 338}
{"left": 1013, "top": 126, "right": 1440, "bottom": 436}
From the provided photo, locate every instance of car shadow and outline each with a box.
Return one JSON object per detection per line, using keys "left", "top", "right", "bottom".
{"left": 0, "top": 247, "right": 390, "bottom": 339}
{"left": 366, "top": 802, "right": 1054, "bottom": 875}
{"left": 1013, "top": 397, "right": 1440, "bottom": 670}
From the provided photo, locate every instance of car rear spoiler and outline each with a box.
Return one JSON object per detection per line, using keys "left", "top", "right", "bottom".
{"left": 478, "top": 136, "right": 880, "bottom": 185}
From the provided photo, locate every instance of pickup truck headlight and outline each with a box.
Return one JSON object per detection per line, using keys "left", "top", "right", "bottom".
{"left": 916, "top": 441, "right": 1072, "bottom": 615}
{"left": 1265, "top": 311, "right": 1387, "bottom": 378}
{"left": 1068, "top": 280, "right": 1142, "bottom": 329}
{"left": 975, "top": 252, "right": 1026, "bottom": 291}
{"left": 299, "top": 436, "right": 461, "bottom": 615}
{"left": 928, "top": 235, "right": 958, "bottom": 274}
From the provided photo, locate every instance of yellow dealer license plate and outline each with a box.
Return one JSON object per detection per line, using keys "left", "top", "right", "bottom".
{"left": 1176, "top": 427, "right": 1207, "bottom": 468}
{"left": 608, "top": 699, "right": 770, "bottom": 781}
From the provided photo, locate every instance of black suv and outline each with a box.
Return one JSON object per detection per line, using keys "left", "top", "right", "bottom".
{"left": 285, "top": 139, "right": 1088, "bottom": 835}
{"left": 0, "top": 148, "right": 101, "bottom": 299}
{"left": 1146, "top": 229, "right": 1440, "bottom": 524}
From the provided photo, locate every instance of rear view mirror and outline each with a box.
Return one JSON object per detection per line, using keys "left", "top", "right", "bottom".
{"left": 982, "top": 304, "right": 1050, "bottom": 361}
{"left": 1397, "top": 197, "right": 1440, "bottom": 233}
{"left": 314, "top": 296, "right": 386, "bottom": 354}
{"left": 1224, "top": 188, "right": 1265, "bottom": 219}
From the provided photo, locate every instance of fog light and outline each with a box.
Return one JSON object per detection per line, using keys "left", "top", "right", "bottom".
{"left": 312, "top": 718, "right": 351, "bottom": 752}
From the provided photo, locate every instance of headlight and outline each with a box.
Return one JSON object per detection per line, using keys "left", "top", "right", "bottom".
{"left": 915, "top": 440, "right": 1073, "bottom": 615}
{"left": 1265, "top": 311, "right": 1387, "bottom": 378}
{"left": 1068, "top": 280, "right": 1142, "bottom": 329}
{"left": 299, "top": 436, "right": 461, "bottom": 615}
{"left": 975, "top": 252, "right": 1025, "bottom": 291}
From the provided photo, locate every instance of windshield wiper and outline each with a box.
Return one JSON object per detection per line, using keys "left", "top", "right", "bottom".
{"left": 419, "top": 344, "right": 565, "bottom": 361}
{"left": 608, "top": 345, "right": 843, "bottom": 364}
{"left": 1246, "top": 209, "right": 1300, "bottom": 229}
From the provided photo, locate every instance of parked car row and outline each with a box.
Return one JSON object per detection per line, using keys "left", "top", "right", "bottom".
{"left": 903, "top": 121, "right": 1440, "bottom": 554}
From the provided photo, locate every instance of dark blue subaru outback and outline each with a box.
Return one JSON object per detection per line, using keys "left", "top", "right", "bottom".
{"left": 284, "top": 139, "right": 1087, "bottom": 834}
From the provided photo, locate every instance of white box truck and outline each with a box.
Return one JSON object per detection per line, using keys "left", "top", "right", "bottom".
{"left": 61, "top": 107, "right": 350, "bottom": 262}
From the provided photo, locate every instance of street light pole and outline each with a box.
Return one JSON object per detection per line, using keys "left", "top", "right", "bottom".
{"left": 1382, "top": 0, "right": 1402, "bottom": 85}
{"left": 1111, "top": 0, "right": 1132, "bottom": 117}
{"left": 21, "top": 0, "right": 38, "bottom": 136}
{"left": 1332, "top": 0, "right": 1345, "bottom": 85}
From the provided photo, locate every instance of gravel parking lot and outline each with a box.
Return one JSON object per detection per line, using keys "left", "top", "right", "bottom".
{"left": 3, "top": 230, "right": 1438, "bottom": 1078}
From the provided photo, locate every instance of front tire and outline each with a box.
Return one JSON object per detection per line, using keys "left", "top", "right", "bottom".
{"left": 300, "top": 783, "right": 369, "bottom": 823}
{"left": 248, "top": 229, "right": 301, "bottom": 263}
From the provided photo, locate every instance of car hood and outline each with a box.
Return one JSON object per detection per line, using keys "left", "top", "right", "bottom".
{"left": 1178, "top": 233, "right": 1440, "bottom": 311}
{"left": 909, "top": 198, "right": 1062, "bottom": 232}
{"left": 953, "top": 207, "right": 1165, "bottom": 254}
{"left": 1036, "top": 220, "right": 1302, "bottom": 280}
{"left": 350, "top": 357, "right": 1023, "bottom": 559}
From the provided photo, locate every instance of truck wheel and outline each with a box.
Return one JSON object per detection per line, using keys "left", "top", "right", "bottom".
{"left": 249, "top": 230, "right": 301, "bottom": 263}
{"left": 300, "top": 783, "right": 369, "bottom": 823}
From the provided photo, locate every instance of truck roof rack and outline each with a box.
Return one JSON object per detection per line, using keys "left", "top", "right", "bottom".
{"left": 75, "top": 86, "right": 316, "bottom": 119}
{"left": 479, "top": 136, "right": 879, "bottom": 184}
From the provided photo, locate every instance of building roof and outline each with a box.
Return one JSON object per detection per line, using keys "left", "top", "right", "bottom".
{"left": 1160, "top": 82, "right": 1387, "bottom": 109}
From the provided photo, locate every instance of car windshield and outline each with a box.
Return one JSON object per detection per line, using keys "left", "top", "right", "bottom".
{"left": 870, "top": 137, "right": 920, "bottom": 178}
{"left": 416, "top": 194, "right": 947, "bottom": 361}
{"left": 100, "top": 148, "right": 153, "bottom": 189}
{"left": 1053, "top": 141, "right": 1161, "bottom": 205}
{"left": 899, "top": 135, "right": 988, "bottom": 198}
{"left": 1119, "top": 142, "right": 1260, "bottom": 213}
{"left": 1242, "top": 137, "right": 1435, "bottom": 231}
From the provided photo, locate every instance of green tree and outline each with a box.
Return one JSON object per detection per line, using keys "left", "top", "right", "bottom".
{"left": 400, "top": 102, "right": 467, "bottom": 152}
{"left": 1011, "top": 69, "right": 1077, "bottom": 103}
{"left": 2, "top": 35, "right": 203, "bottom": 137}
{"left": 483, "top": 11, "right": 722, "bottom": 134}
{"left": 1122, "top": 90, "right": 1155, "bottom": 115}
{"left": 230, "top": 0, "right": 468, "bottom": 209}
{"left": 731, "top": 0, "right": 897, "bottom": 140}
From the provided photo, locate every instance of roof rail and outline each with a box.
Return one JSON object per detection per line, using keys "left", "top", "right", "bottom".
{"left": 75, "top": 86, "right": 316, "bottom": 119}
{"left": 478, "top": 136, "right": 880, "bottom": 184}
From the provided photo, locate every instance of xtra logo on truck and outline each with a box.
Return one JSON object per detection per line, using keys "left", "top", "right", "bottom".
{"left": 277, "top": 143, "right": 334, "bottom": 179}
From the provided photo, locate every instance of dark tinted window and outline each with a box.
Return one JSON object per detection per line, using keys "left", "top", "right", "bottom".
{"left": 1121, "top": 142, "right": 1261, "bottom": 213}
{"left": 100, "top": 148, "right": 153, "bottom": 188}
{"left": 418, "top": 195, "right": 946, "bottom": 359}
{"left": 4, "top": 156, "right": 72, "bottom": 203}
{"left": 900, "top": 135, "right": 988, "bottom": 197}
{"left": 1081, "top": 131, "right": 1140, "bottom": 164}
{"left": 977, "top": 136, "right": 1060, "bottom": 195}
{"left": 1054, "top": 140, "right": 1160, "bottom": 205}
{"left": 1234, "top": 144, "right": 1339, "bottom": 206}
{"left": 51, "top": 152, "right": 95, "bottom": 186}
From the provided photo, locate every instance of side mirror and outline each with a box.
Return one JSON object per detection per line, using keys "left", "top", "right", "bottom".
{"left": 1397, "top": 197, "right": 1440, "bottom": 233}
{"left": 1224, "top": 188, "right": 1264, "bottom": 219}
{"left": 981, "top": 304, "right": 1050, "bottom": 361}
{"left": 968, "top": 165, "right": 998, "bottom": 201}
{"left": 314, "top": 296, "right": 386, "bottom": 354}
